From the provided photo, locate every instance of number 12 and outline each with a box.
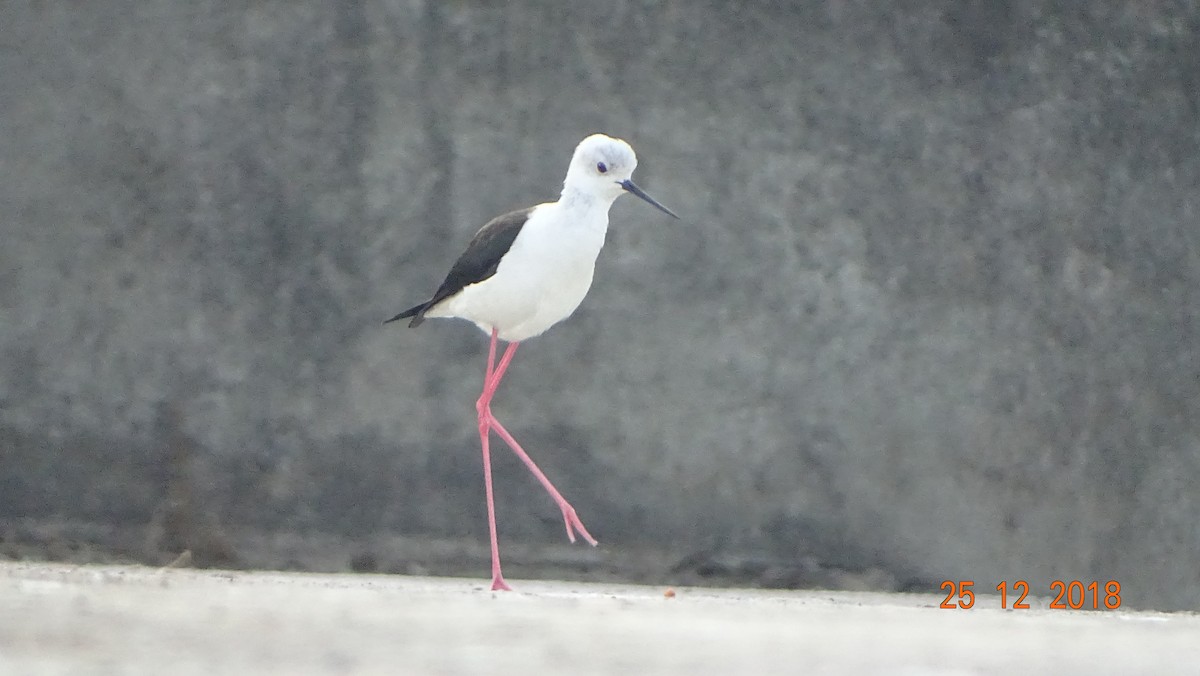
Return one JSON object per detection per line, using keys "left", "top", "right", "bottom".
{"left": 996, "top": 580, "right": 1031, "bottom": 609}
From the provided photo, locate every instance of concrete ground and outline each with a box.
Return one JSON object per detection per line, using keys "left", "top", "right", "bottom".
{"left": 2, "top": 562, "right": 1198, "bottom": 675}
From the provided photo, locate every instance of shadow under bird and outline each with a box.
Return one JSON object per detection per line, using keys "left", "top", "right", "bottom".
{"left": 386, "top": 133, "right": 678, "bottom": 590}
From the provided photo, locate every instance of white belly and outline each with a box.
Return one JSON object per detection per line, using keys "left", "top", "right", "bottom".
{"left": 430, "top": 204, "right": 608, "bottom": 342}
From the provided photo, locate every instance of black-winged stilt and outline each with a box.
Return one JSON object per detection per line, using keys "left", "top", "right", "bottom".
{"left": 386, "top": 134, "right": 677, "bottom": 590}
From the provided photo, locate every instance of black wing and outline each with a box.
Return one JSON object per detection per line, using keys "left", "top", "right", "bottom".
{"left": 385, "top": 208, "right": 532, "bottom": 327}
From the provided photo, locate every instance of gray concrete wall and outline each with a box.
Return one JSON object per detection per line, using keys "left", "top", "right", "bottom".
{"left": 2, "top": 1, "right": 1198, "bottom": 609}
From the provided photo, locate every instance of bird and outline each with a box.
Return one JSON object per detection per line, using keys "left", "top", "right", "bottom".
{"left": 386, "top": 133, "right": 677, "bottom": 590}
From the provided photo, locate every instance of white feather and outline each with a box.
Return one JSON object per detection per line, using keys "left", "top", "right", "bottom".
{"left": 426, "top": 134, "right": 648, "bottom": 342}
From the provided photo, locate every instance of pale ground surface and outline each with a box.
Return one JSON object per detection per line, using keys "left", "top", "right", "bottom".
{"left": 2, "top": 562, "right": 1198, "bottom": 675}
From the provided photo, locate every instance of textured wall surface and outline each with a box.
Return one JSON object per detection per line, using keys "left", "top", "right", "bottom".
{"left": 2, "top": 1, "right": 1198, "bottom": 609}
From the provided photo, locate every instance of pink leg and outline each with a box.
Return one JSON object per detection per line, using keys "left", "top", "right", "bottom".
{"left": 482, "top": 336, "right": 517, "bottom": 402}
{"left": 475, "top": 331, "right": 598, "bottom": 590}
{"left": 488, "top": 416, "right": 597, "bottom": 546}
{"left": 478, "top": 328, "right": 511, "bottom": 591}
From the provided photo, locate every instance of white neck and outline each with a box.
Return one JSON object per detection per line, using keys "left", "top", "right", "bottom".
{"left": 558, "top": 185, "right": 615, "bottom": 213}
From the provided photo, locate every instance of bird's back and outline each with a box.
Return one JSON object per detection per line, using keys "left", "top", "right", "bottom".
{"left": 426, "top": 201, "right": 609, "bottom": 341}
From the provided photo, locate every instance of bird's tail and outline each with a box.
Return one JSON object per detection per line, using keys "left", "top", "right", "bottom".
{"left": 383, "top": 303, "right": 427, "bottom": 327}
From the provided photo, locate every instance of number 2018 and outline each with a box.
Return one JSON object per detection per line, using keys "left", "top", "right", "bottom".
{"left": 1049, "top": 580, "right": 1122, "bottom": 610}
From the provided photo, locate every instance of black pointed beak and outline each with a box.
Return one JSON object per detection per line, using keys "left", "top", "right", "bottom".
{"left": 619, "top": 179, "right": 679, "bottom": 219}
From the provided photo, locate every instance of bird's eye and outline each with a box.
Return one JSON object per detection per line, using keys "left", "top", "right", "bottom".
{"left": 596, "top": 162, "right": 608, "bottom": 174}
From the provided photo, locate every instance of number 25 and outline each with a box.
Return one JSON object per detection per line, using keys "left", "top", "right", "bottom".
{"left": 940, "top": 580, "right": 975, "bottom": 609}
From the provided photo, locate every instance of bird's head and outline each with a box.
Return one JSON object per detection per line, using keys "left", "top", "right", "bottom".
{"left": 563, "top": 134, "right": 678, "bottom": 218}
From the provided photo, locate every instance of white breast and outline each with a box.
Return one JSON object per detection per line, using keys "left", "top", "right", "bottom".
{"left": 433, "top": 202, "right": 609, "bottom": 342}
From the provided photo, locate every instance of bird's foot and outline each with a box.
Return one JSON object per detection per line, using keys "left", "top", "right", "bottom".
{"left": 559, "top": 503, "right": 598, "bottom": 546}
{"left": 491, "top": 576, "right": 513, "bottom": 591}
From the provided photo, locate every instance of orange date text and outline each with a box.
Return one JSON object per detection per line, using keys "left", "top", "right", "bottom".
{"left": 939, "top": 580, "right": 1121, "bottom": 610}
